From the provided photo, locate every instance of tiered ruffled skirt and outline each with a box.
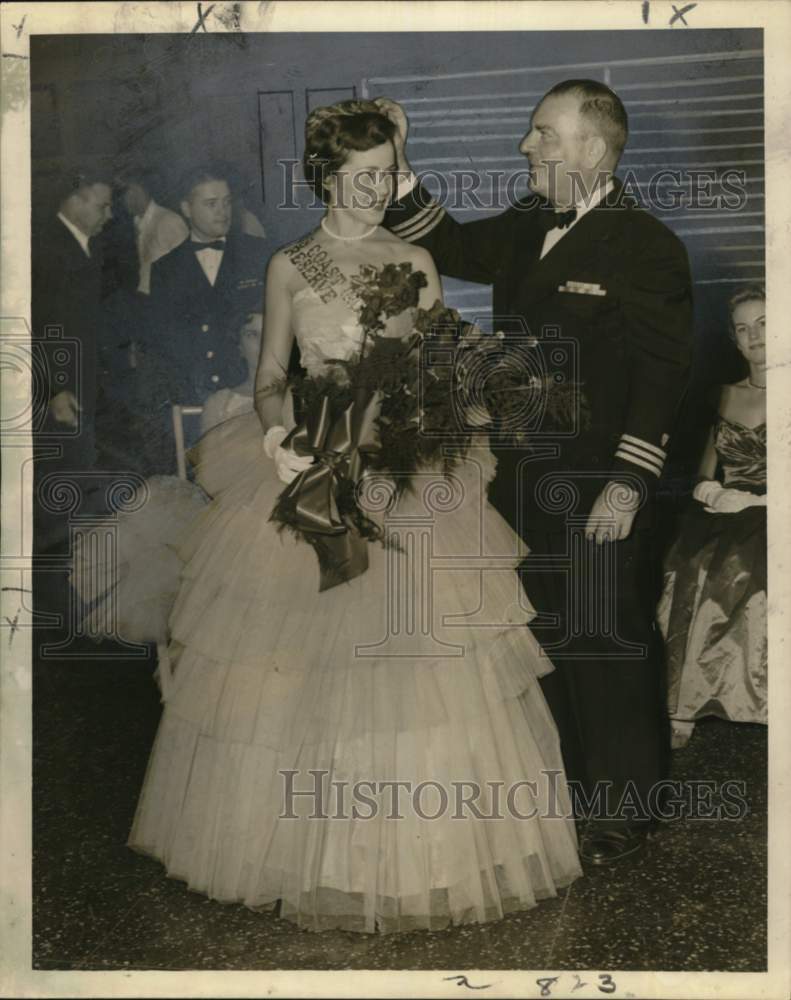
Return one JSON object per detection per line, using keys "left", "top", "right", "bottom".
{"left": 128, "top": 412, "right": 582, "bottom": 933}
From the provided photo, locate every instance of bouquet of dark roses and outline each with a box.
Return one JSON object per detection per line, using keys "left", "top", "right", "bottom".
{"left": 270, "top": 262, "right": 587, "bottom": 590}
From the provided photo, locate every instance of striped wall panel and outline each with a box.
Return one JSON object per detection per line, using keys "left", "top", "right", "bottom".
{"left": 363, "top": 48, "right": 764, "bottom": 321}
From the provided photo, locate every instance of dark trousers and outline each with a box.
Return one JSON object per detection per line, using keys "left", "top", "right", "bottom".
{"left": 521, "top": 526, "right": 670, "bottom": 828}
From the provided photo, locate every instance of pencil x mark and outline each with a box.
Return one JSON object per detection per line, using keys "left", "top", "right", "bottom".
{"left": 5, "top": 611, "right": 21, "bottom": 645}
{"left": 192, "top": 2, "right": 215, "bottom": 33}
{"left": 670, "top": 3, "right": 697, "bottom": 25}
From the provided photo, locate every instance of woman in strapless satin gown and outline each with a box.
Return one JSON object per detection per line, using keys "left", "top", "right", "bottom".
{"left": 128, "top": 100, "right": 581, "bottom": 934}
{"left": 658, "top": 286, "right": 767, "bottom": 749}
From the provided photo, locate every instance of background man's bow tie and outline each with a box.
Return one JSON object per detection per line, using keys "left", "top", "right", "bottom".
{"left": 554, "top": 208, "right": 577, "bottom": 229}
{"left": 539, "top": 207, "right": 578, "bottom": 233}
{"left": 191, "top": 239, "right": 226, "bottom": 252}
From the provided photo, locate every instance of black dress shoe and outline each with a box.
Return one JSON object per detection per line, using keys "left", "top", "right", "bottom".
{"left": 580, "top": 828, "right": 646, "bottom": 866}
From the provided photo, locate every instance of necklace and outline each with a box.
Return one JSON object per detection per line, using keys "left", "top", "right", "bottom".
{"left": 748, "top": 379, "right": 766, "bottom": 390}
{"left": 321, "top": 217, "right": 378, "bottom": 241}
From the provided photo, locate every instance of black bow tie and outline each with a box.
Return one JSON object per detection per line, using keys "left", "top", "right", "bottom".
{"left": 539, "top": 207, "right": 578, "bottom": 233}
{"left": 191, "top": 239, "right": 226, "bottom": 252}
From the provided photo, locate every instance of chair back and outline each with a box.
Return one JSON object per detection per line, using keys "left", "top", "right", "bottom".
{"left": 171, "top": 404, "right": 204, "bottom": 479}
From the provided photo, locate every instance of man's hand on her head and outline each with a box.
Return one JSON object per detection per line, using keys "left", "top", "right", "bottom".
{"left": 374, "top": 98, "right": 410, "bottom": 169}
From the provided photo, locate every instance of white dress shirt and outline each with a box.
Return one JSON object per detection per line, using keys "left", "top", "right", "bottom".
{"left": 191, "top": 236, "right": 226, "bottom": 287}
{"left": 135, "top": 199, "right": 189, "bottom": 294}
{"left": 539, "top": 179, "right": 614, "bottom": 260}
{"left": 57, "top": 212, "right": 91, "bottom": 257}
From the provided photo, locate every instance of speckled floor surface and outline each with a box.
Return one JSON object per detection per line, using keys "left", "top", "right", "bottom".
{"left": 32, "top": 647, "right": 767, "bottom": 972}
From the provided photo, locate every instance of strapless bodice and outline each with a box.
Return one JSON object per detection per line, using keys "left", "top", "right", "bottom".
{"left": 292, "top": 284, "right": 416, "bottom": 377}
{"left": 715, "top": 416, "right": 766, "bottom": 491}
{"left": 292, "top": 286, "right": 365, "bottom": 376}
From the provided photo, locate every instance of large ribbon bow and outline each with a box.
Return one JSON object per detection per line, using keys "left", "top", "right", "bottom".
{"left": 272, "top": 389, "right": 382, "bottom": 591}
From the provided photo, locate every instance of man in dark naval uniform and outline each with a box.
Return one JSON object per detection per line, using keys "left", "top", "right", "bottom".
{"left": 379, "top": 80, "right": 693, "bottom": 863}
{"left": 141, "top": 164, "right": 267, "bottom": 467}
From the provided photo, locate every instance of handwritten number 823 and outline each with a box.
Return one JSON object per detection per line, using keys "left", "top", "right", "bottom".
{"left": 535, "top": 973, "right": 617, "bottom": 996}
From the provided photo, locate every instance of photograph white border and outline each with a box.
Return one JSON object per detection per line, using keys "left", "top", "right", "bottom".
{"left": 2, "top": 2, "right": 789, "bottom": 997}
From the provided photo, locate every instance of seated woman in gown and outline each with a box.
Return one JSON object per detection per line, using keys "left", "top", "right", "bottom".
{"left": 200, "top": 311, "right": 263, "bottom": 433}
{"left": 126, "top": 99, "right": 582, "bottom": 934}
{"left": 658, "top": 284, "right": 767, "bottom": 749}
{"left": 72, "top": 313, "right": 268, "bottom": 646}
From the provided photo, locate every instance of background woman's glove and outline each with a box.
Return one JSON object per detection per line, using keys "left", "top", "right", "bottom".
{"left": 694, "top": 479, "right": 762, "bottom": 514}
{"left": 693, "top": 479, "right": 724, "bottom": 508}
{"left": 263, "top": 425, "right": 313, "bottom": 485}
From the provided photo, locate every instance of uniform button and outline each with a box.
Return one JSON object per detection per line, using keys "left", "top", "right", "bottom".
{"left": 210, "top": 375, "right": 220, "bottom": 383}
{"left": 206, "top": 350, "right": 214, "bottom": 359}
{"left": 201, "top": 324, "right": 210, "bottom": 333}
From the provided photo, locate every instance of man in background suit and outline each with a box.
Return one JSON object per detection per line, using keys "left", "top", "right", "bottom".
{"left": 380, "top": 80, "right": 693, "bottom": 863}
{"left": 115, "top": 168, "right": 189, "bottom": 297}
{"left": 31, "top": 169, "right": 115, "bottom": 635}
{"left": 94, "top": 168, "right": 189, "bottom": 474}
{"left": 32, "top": 169, "right": 113, "bottom": 491}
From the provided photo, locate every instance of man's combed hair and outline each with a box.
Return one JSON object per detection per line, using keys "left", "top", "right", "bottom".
{"left": 546, "top": 79, "right": 629, "bottom": 163}
{"left": 55, "top": 166, "right": 110, "bottom": 206}
{"left": 114, "top": 164, "right": 160, "bottom": 191}
{"left": 303, "top": 99, "right": 396, "bottom": 203}
{"left": 179, "top": 163, "right": 230, "bottom": 201}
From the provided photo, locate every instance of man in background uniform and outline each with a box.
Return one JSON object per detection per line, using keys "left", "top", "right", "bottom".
{"left": 144, "top": 164, "right": 268, "bottom": 466}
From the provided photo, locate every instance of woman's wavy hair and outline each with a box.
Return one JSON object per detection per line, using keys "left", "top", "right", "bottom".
{"left": 727, "top": 283, "right": 765, "bottom": 343}
{"left": 303, "top": 99, "right": 396, "bottom": 203}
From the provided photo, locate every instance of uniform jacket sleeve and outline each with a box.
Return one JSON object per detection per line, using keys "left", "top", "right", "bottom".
{"left": 610, "top": 217, "right": 694, "bottom": 490}
{"left": 384, "top": 179, "right": 516, "bottom": 286}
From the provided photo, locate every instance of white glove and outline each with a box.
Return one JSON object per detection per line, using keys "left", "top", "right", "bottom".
{"left": 49, "top": 389, "right": 80, "bottom": 427}
{"left": 693, "top": 480, "right": 724, "bottom": 507}
{"left": 263, "top": 425, "right": 288, "bottom": 458}
{"left": 695, "top": 480, "right": 760, "bottom": 514}
{"left": 705, "top": 488, "right": 762, "bottom": 514}
{"left": 263, "top": 425, "right": 313, "bottom": 485}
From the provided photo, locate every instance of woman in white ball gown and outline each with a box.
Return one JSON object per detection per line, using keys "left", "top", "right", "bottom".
{"left": 128, "top": 100, "right": 581, "bottom": 934}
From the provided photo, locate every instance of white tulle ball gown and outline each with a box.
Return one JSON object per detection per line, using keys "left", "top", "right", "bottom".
{"left": 127, "top": 282, "right": 582, "bottom": 934}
